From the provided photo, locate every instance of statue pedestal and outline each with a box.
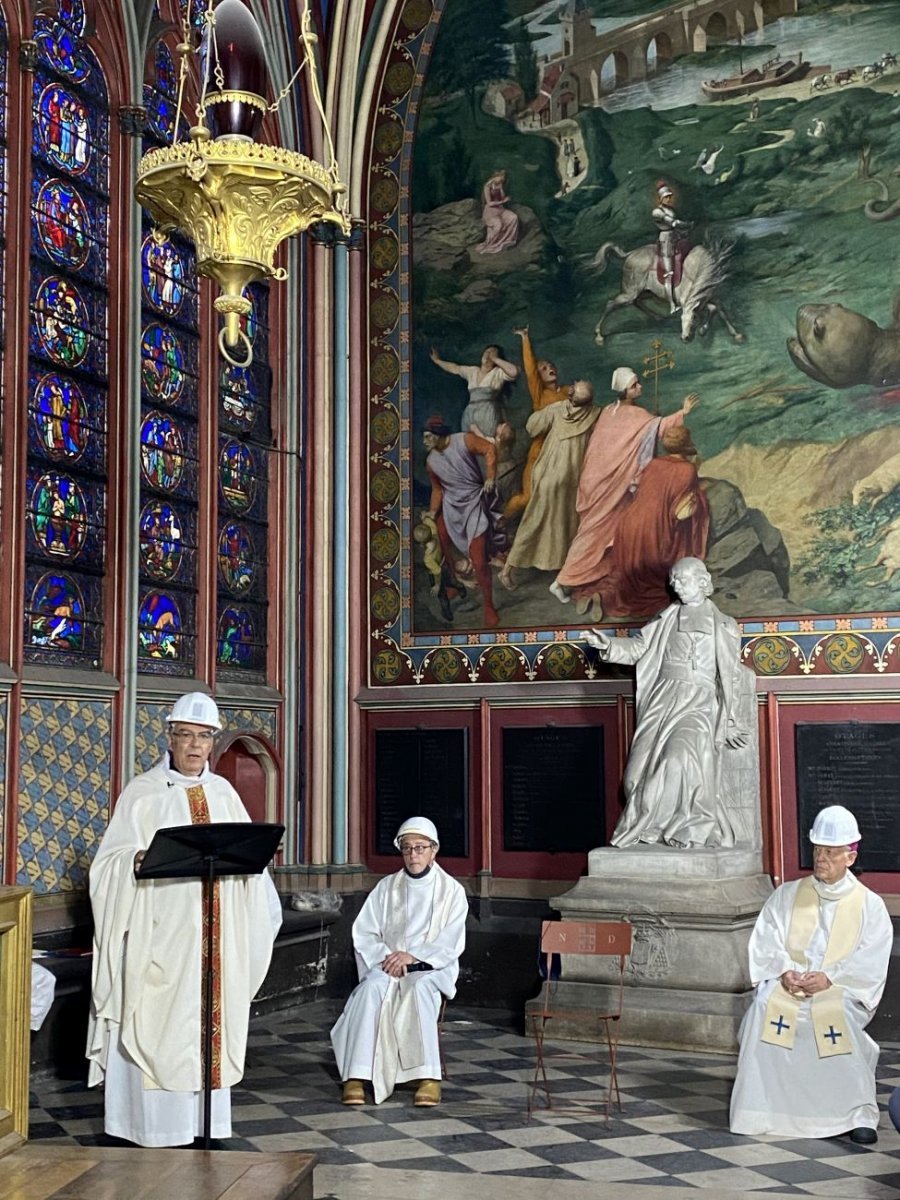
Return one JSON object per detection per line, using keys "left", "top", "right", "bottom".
{"left": 526, "top": 846, "right": 773, "bottom": 1053}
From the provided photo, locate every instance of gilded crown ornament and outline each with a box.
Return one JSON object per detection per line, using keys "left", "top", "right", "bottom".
{"left": 135, "top": 0, "right": 350, "bottom": 365}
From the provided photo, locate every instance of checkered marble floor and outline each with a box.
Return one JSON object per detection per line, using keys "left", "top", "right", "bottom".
{"left": 28, "top": 1002, "right": 900, "bottom": 1197}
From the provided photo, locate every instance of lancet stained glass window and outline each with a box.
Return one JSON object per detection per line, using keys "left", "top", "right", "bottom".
{"left": 138, "top": 31, "right": 200, "bottom": 674}
{"left": 25, "top": 0, "right": 109, "bottom": 665}
{"left": 216, "top": 283, "right": 270, "bottom": 676}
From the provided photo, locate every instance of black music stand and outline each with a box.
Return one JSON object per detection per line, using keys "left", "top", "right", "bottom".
{"left": 137, "top": 821, "right": 284, "bottom": 1148}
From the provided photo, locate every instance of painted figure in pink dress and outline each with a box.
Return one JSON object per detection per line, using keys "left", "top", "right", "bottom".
{"left": 476, "top": 170, "right": 519, "bottom": 255}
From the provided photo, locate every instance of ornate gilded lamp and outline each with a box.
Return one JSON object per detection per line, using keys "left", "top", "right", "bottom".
{"left": 135, "top": 0, "right": 349, "bottom": 365}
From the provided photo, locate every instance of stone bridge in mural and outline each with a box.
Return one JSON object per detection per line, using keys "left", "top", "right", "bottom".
{"left": 564, "top": 0, "right": 799, "bottom": 100}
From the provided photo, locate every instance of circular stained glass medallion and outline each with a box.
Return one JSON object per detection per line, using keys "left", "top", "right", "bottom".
{"left": 139, "top": 501, "right": 184, "bottom": 581}
{"left": 220, "top": 364, "right": 258, "bottom": 430}
{"left": 32, "top": 373, "right": 88, "bottom": 461}
{"left": 217, "top": 522, "right": 255, "bottom": 593}
{"left": 217, "top": 607, "right": 256, "bottom": 667}
{"left": 28, "top": 571, "right": 84, "bottom": 651}
{"left": 141, "top": 323, "right": 186, "bottom": 405}
{"left": 218, "top": 440, "right": 256, "bottom": 513}
{"left": 137, "top": 590, "right": 182, "bottom": 660}
{"left": 140, "top": 412, "right": 185, "bottom": 491}
{"left": 29, "top": 472, "right": 87, "bottom": 560}
{"left": 37, "top": 84, "right": 91, "bottom": 174}
{"left": 141, "top": 235, "right": 188, "bottom": 316}
{"left": 35, "top": 276, "right": 90, "bottom": 367}
{"left": 36, "top": 180, "right": 90, "bottom": 270}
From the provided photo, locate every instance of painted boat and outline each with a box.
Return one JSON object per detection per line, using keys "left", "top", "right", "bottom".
{"left": 702, "top": 54, "right": 810, "bottom": 99}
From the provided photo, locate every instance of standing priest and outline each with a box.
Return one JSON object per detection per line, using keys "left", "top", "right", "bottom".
{"left": 86, "top": 692, "right": 282, "bottom": 1147}
{"left": 730, "top": 805, "right": 892, "bottom": 1143}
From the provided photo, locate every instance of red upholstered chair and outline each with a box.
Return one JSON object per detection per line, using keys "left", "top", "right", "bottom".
{"left": 527, "top": 919, "right": 632, "bottom": 1122}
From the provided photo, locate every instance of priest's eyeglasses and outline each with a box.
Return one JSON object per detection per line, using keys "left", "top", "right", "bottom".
{"left": 170, "top": 729, "right": 216, "bottom": 743}
{"left": 401, "top": 843, "right": 434, "bottom": 855}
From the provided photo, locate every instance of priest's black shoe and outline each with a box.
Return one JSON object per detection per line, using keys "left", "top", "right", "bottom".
{"left": 849, "top": 1127, "right": 878, "bottom": 1145}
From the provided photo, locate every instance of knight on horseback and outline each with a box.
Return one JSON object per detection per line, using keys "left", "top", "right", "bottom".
{"left": 652, "top": 181, "right": 691, "bottom": 314}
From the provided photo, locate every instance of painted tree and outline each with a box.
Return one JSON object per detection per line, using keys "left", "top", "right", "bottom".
{"left": 510, "top": 20, "right": 539, "bottom": 105}
{"left": 427, "top": 0, "right": 512, "bottom": 123}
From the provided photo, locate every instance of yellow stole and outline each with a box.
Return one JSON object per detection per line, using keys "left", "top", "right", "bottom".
{"left": 760, "top": 876, "right": 864, "bottom": 1058}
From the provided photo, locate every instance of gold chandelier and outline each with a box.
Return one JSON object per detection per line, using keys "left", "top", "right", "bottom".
{"left": 135, "top": 0, "right": 350, "bottom": 365}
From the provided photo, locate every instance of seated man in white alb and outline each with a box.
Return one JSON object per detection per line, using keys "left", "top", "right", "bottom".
{"left": 730, "top": 805, "right": 892, "bottom": 1144}
{"left": 330, "top": 817, "right": 467, "bottom": 1106}
{"left": 31, "top": 960, "right": 57, "bottom": 1031}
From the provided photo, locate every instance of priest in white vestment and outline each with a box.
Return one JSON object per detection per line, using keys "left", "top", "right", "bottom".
{"left": 331, "top": 816, "right": 468, "bottom": 1106}
{"left": 86, "top": 692, "right": 282, "bottom": 1147}
{"left": 730, "top": 805, "right": 892, "bottom": 1144}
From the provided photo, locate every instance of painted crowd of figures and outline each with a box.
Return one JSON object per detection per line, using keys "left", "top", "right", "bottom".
{"left": 420, "top": 330, "right": 709, "bottom": 629}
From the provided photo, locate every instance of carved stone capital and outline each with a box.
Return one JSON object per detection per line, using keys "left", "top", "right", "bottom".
{"left": 348, "top": 219, "right": 368, "bottom": 252}
{"left": 18, "top": 40, "right": 38, "bottom": 72}
{"left": 308, "top": 220, "right": 343, "bottom": 248}
{"left": 119, "top": 106, "right": 147, "bottom": 138}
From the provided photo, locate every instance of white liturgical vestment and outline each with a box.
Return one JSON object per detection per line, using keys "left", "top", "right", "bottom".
{"left": 331, "top": 864, "right": 467, "bottom": 1102}
{"left": 730, "top": 871, "right": 892, "bottom": 1138}
{"left": 87, "top": 755, "right": 282, "bottom": 1146}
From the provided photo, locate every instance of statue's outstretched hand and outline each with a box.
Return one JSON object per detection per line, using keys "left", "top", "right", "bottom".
{"left": 583, "top": 628, "right": 610, "bottom": 656}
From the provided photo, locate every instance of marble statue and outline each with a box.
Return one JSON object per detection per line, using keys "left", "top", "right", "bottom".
{"left": 584, "top": 556, "right": 760, "bottom": 850}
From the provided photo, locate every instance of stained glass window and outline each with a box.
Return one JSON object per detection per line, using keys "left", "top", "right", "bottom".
{"left": 25, "top": 0, "right": 109, "bottom": 665}
{"left": 216, "top": 283, "right": 270, "bottom": 676}
{"left": 138, "top": 26, "right": 200, "bottom": 675}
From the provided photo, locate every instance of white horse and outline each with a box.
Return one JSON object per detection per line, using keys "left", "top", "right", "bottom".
{"left": 591, "top": 240, "right": 744, "bottom": 345}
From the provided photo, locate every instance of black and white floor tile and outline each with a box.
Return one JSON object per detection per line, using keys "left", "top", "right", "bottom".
{"left": 27, "top": 1003, "right": 900, "bottom": 1196}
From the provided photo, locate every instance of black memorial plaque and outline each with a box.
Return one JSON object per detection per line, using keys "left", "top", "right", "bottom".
{"left": 502, "top": 725, "right": 605, "bottom": 854}
{"left": 374, "top": 728, "right": 468, "bottom": 858}
{"left": 796, "top": 722, "right": 900, "bottom": 873}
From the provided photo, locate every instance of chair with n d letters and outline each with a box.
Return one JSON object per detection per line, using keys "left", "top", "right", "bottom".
{"left": 526, "top": 919, "right": 632, "bottom": 1122}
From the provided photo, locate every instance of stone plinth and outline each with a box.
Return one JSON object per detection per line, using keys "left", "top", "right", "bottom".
{"left": 525, "top": 846, "right": 773, "bottom": 1053}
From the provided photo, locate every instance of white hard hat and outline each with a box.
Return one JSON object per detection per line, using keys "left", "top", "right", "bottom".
{"left": 809, "top": 805, "right": 861, "bottom": 847}
{"left": 611, "top": 367, "right": 638, "bottom": 394}
{"left": 166, "top": 691, "right": 222, "bottom": 730}
{"left": 393, "top": 816, "right": 439, "bottom": 850}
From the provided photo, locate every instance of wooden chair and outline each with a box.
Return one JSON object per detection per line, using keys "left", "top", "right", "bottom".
{"left": 526, "top": 919, "right": 632, "bottom": 1122}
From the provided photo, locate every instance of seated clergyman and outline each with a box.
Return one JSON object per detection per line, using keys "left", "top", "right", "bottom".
{"left": 330, "top": 817, "right": 468, "bottom": 1106}
{"left": 730, "top": 805, "right": 892, "bottom": 1144}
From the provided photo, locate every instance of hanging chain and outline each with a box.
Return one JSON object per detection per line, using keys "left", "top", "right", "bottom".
{"left": 267, "top": 0, "right": 347, "bottom": 203}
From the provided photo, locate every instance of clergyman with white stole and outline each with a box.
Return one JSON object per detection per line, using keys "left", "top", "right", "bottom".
{"left": 730, "top": 805, "right": 892, "bottom": 1143}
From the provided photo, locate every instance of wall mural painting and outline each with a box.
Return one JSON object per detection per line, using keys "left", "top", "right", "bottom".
{"left": 366, "top": 0, "right": 900, "bottom": 684}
